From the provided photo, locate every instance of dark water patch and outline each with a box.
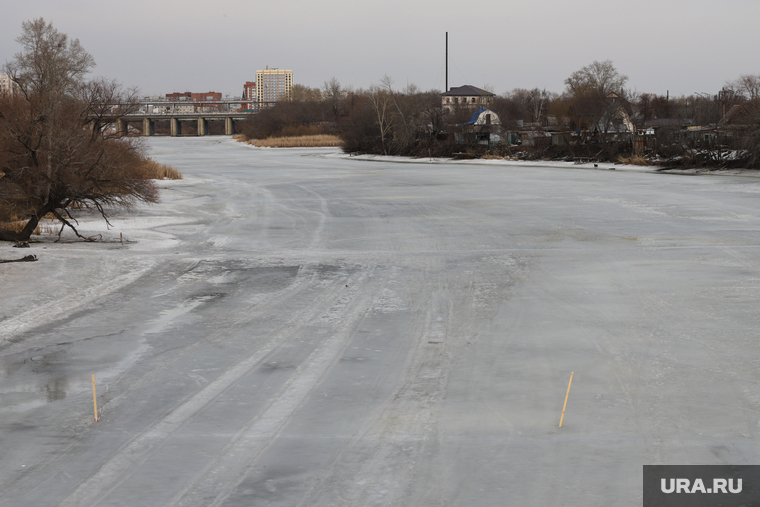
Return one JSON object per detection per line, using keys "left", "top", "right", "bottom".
{"left": 259, "top": 361, "right": 298, "bottom": 372}
{"left": 184, "top": 261, "right": 301, "bottom": 293}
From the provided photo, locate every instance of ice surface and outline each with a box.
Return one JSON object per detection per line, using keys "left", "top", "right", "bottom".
{"left": 2, "top": 136, "right": 760, "bottom": 506}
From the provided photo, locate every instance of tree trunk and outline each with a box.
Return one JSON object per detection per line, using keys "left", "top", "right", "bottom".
{"left": 0, "top": 229, "right": 25, "bottom": 242}
{"left": 0, "top": 201, "right": 57, "bottom": 242}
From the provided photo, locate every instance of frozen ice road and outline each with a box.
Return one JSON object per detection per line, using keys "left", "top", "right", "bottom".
{"left": 2, "top": 137, "right": 760, "bottom": 506}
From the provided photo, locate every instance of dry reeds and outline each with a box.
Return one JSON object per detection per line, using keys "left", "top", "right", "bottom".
{"left": 139, "top": 159, "right": 183, "bottom": 180}
{"left": 0, "top": 219, "right": 30, "bottom": 234}
{"left": 617, "top": 155, "right": 650, "bottom": 166}
{"left": 0, "top": 215, "right": 56, "bottom": 236}
{"left": 245, "top": 135, "right": 343, "bottom": 148}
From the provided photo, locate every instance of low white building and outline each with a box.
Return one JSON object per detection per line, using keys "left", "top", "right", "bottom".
{"left": 461, "top": 107, "right": 501, "bottom": 127}
{"left": 455, "top": 108, "right": 503, "bottom": 147}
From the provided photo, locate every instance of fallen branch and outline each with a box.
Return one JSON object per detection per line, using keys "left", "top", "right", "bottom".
{"left": 0, "top": 255, "right": 38, "bottom": 263}
{"left": 51, "top": 209, "right": 100, "bottom": 242}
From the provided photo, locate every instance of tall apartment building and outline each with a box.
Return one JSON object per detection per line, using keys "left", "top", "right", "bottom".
{"left": 255, "top": 68, "right": 292, "bottom": 107}
{"left": 0, "top": 75, "right": 21, "bottom": 96}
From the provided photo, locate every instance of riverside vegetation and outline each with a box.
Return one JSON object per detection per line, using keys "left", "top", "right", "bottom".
{"left": 239, "top": 65, "right": 760, "bottom": 169}
{"left": 0, "top": 19, "right": 182, "bottom": 243}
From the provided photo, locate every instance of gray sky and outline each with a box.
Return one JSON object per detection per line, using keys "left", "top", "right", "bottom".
{"left": 2, "top": 0, "right": 758, "bottom": 98}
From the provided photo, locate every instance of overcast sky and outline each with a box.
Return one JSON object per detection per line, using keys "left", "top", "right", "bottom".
{"left": 2, "top": 0, "right": 759, "bottom": 98}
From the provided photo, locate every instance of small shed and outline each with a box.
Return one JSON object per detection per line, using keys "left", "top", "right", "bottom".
{"left": 455, "top": 108, "right": 502, "bottom": 148}
{"left": 461, "top": 108, "right": 501, "bottom": 127}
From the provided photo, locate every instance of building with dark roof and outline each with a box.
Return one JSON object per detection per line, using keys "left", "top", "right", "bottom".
{"left": 441, "top": 85, "right": 495, "bottom": 113}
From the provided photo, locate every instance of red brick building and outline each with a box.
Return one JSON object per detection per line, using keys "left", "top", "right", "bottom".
{"left": 242, "top": 81, "right": 256, "bottom": 110}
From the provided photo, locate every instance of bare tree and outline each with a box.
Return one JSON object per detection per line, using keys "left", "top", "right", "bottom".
{"left": 563, "top": 60, "right": 630, "bottom": 145}
{"left": 634, "top": 92, "right": 674, "bottom": 123}
{"left": 0, "top": 18, "right": 157, "bottom": 242}
{"left": 338, "top": 83, "right": 445, "bottom": 156}
{"left": 726, "top": 74, "right": 760, "bottom": 109}
{"left": 379, "top": 74, "right": 395, "bottom": 93}
{"left": 322, "top": 77, "right": 343, "bottom": 117}
{"left": 565, "top": 60, "right": 628, "bottom": 98}
{"left": 291, "top": 84, "right": 322, "bottom": 102}
{"left": 8, "top": 19, "right": 95, "bottom": 100}
{"left": 366, "top": 85, "right": 395, "bottom": 155}
{"left": 526, "top": 88, "right": 554, "bottom": 125}
{"left": 78, "top": 77, "right": 141, "bottom": 138}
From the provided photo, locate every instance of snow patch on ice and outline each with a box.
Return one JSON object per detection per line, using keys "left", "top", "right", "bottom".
{"left": 374, "top": 288, "right": 407, "bottom": 313}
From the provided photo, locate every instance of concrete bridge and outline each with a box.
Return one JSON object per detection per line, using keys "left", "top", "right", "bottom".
{"left": 116, "top": 112, "right": 251, "bottom": 137}
{"left": 109, "top": 99, "right": 260, "bottom": 136}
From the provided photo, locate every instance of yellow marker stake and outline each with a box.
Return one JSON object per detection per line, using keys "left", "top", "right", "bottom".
{"left": 92, "top": 375, "right": 99, "bottom": 422}
{"left": 559, "top": 372, "right": 573, "bottom": 428}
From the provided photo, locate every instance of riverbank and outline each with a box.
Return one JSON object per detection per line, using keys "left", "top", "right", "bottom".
{"left": 325, "top": 151, "right": 760, "bottom": 177}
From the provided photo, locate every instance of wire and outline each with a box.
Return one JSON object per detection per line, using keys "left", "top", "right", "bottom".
{"left": 453, "top": 62, "right": 470, "bottom": 86}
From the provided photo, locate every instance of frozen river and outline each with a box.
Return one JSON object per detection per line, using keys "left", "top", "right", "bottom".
{"left": 2, "top": 137, "right": 760, "bottom": 506}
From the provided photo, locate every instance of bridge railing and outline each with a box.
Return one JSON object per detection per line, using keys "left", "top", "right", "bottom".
{"left": 104, "top": 100, "right": 281, "bottom": 116}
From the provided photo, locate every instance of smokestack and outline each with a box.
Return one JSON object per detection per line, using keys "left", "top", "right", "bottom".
{"left": 446, "top": 32, "right": 448, "bottom": 92}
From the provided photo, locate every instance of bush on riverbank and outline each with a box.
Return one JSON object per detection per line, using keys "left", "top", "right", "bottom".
{"left": 238, "top": 101, "right": 337, "bottom": 141}
{"left": 239, "top": 135, "right": 343, "bottom": 148}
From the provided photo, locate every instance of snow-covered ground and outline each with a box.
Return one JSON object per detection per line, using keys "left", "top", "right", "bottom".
{"left": 329, "top": 150, "right": 760, "bottom": 177}
{"left": 3, "top": 136, "right": 760, "bottom": 506}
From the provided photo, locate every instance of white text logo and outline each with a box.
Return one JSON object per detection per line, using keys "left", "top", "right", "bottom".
{"left": 660, "top": 478, "right": 742, "bottom": 494}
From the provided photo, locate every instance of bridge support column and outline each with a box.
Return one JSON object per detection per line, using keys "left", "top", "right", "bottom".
{"left": 116, "top": 119, "right": 127, "bottom": 136}
{"left": 142, "top": 118, "right": 154, "bottom": 136}
{"left": 170, "top": 118, "right": 181, "bottom": 137}
{"left": 197, "top": 117, "right": 208, "bottom": 136}
{"left": 225, "top": 117, "right": 235, "bottom": 136}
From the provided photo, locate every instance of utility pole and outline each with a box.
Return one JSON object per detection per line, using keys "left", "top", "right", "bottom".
{"left": 445, "top": 32, "right": 448, "bottom": 92}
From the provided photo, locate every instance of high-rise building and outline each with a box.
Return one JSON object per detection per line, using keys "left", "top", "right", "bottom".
{"left": 0, "top": 75, "right": 21, "bottom": 97}
{"left": 255, "top": 68, "right": 292, "bottom": 107}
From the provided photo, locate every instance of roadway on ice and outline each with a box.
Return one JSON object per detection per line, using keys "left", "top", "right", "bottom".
{"left": 2, "top": 137, "right": 760, "bottom": 506}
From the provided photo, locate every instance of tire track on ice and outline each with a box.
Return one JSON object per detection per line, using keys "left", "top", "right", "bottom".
{"left": 12, "top": 262, "right": 351, "bottom": 503}
{"left": 169, "top": 269, "right": 384, "bottom": 507}
{"left": 300, "top": 257, "right": 463, "bottom": 507}
{"left": 0, "top": 261, "right": 156, "bottom": 348}
{"left": 58, "top": 266, "right": 376, "bottom": 507}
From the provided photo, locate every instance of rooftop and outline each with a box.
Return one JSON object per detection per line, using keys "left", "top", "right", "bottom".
{"left": 441, "top": 85, "right": 495, "bottom": 97}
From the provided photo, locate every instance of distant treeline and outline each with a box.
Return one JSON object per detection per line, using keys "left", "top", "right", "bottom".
{"left": 239, "top": 62, "right": 760, "bottom": 168}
